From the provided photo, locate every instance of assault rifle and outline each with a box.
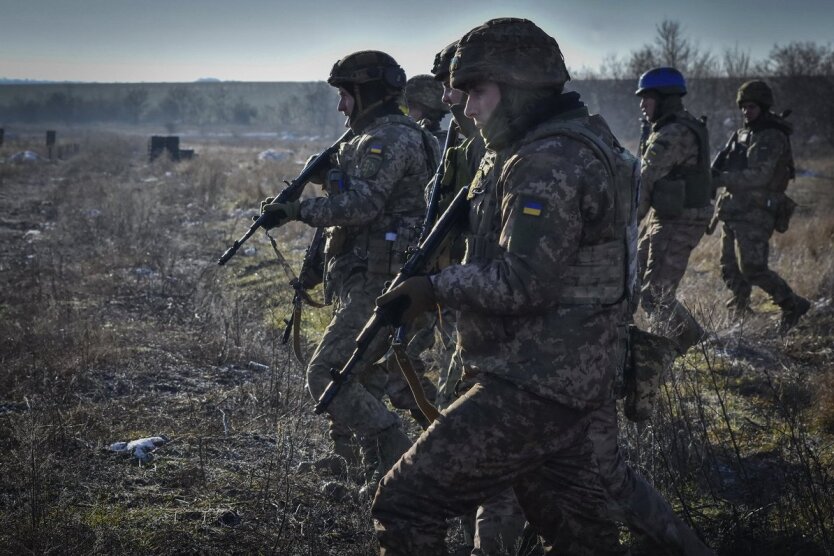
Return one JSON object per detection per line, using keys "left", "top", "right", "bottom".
{"left": 314, "top": 185, "right": 470, "bottom": 414}
{"left": 710, "top": 131, "right": 740, "bottom": 175}
{"left": 420, "top": 121, "right": 459, "bottom": 243}
{"left": 217, "top": 129, "right": 354, "bottom": 266}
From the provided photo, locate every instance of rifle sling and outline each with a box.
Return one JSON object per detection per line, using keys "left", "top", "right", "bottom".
{"left": 291, "top": 299, "right": 304, "bottom": 364}
{"left": 391, "top": 342, "right": 441, "bottom": 424}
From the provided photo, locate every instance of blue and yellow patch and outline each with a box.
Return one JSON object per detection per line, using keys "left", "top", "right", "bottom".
{"left": 369, "top": 145, "right": 383, "bottom": 155}
{"left": 522, "top": 200, "right": 543, "bottom": 217}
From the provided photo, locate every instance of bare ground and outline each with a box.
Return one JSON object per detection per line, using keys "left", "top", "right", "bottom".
{"left": 0, "top": 131, "right": 832, "bottom": 555}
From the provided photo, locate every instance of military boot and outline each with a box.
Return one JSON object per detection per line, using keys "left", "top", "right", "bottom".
{"left": 671, "top": 306, "right": 706, "bottom": 355}
{"left": 358, "top": 424, "right": 412, "bottom": 498}
{"left": 778, "top": 294, "right": 810, "bottom": 334}
{"left": 725, "top": 294, "right": 753, "bottom": 322}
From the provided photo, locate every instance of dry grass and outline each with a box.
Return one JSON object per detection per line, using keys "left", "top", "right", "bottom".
{"left": 1, "top": 132, "right": 832, "bottom": 555}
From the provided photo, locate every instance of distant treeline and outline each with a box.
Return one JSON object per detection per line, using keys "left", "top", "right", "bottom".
{"left": 2, "top": 19, "right": 832, "bottom": 150}
{"left": 2, "top": 76, "right": 831, "bottom": 152}
{"left": 0, "top": 81, "right": 344, "bottom": 137}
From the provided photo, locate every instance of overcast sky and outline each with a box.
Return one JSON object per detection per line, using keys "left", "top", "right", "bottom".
{"left": 1, "top": 0, "right": 832, "bottom": 83}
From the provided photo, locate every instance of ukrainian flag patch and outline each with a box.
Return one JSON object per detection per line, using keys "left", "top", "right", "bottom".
{"left": 522, "top": 200, "right": 543, "bottom": 217}
{"left": 369, "top": 145, "right": 383, "bottom": 155}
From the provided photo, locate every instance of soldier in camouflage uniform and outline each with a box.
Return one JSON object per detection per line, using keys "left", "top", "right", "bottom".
{"left": 430, "top": 40, "right": 527, "bottom": 556}
{"left": 635, "top": 67, "right": 712, "bottom": 353}
{"left": 406, "top": 74, "right": 450, "bottom": 144}
{"left": 371, "top": 19, "right": 713, "bottom": 556}
{"left": 258, "top": 50, "right": 439, "bottom": 489}
{"left": 714, "top": 80, "right": 810, "bottom": 332}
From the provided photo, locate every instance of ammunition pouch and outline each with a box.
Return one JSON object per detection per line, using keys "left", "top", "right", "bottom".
{"left": 623, "top": 325, "right": 678, "bottom": 422}
{"left": 365, "top": 234, "right": 409, "bottom": 276}
{"left": 557, "top": 240, "right": 626, "bottom": 305}
{"left": 324, "top": 168, "right": 348, "bottom": 196}
{"left": 773, "top": 194, "right": 797, "bottom": 233}
{"left": 651, "top": 178, "right": 686, "bottom": 218}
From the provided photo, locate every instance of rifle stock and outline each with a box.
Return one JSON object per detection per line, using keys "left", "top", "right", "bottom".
{"left": 217, "top": 129, "right": 354, "bottom": 266}
{"left": 314, "top": 185, "right": 470, "bottom": 414}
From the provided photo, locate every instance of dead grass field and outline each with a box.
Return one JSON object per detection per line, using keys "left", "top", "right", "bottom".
{"left": 0, "top": 131, "right": 832, "bottom": 555}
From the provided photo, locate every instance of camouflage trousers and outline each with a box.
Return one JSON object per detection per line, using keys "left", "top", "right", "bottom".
{"left": 419, "top": 307, "right": 459, "bottom": 411}
{"left": 586, "top": 403, "right": 713, "bottom": 556}
{"left": 306, "top": 269, "right": 402, "bottom": 445}
{"left": 637, "top": 209, "right": 710, "bottom": 349}
{"left": 372, "top": 374, "right": 624, "bottom": 556}
{"left": 719, "top": 219, "right": 793, "bottom": 306}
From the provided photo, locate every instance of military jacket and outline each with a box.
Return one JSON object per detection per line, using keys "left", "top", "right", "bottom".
{"left": 639, "top": 110, "right": 712, "bottom": 221}
{"left": 716, "top": 116, "right": 793, "bottom": 224}
{"left": 299, "top": 114, "right": 439, "bottom": 279}
{"left": 431, "top": 111, "right": 627, "bottom": 410}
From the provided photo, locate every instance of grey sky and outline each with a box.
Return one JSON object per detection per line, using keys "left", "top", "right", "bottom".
{"left": 1, "top": 0, "right": 832, "bottom": 82}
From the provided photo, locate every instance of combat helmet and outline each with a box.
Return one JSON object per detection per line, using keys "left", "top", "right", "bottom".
{"left": 431, "top": 41, "right": 458, "bottom": 82}
{"left": 406, "top": 75, "right": 449, "bottom": 117}
{"left": 635, "top": 67, "right": 687, "bottom": 96}
{"left": 737, "top": 80, "right": 774, "bottom": 109}
{"left": 450, "top": 18, "right": 570, "bottom": 90}
{"left": 328, "top": 50, "right": 406, "bottom": 127}
{"left": 328, "top": 50, "right": 406, "bottom": 90}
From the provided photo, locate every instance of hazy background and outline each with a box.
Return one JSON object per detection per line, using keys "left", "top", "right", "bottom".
{"left": 2, "top": 0, "right": 832, "bottom": 83}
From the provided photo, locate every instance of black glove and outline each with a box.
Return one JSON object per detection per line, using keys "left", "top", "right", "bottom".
{"left": 254, "top": 197, "right": 300, "bottom": 230}
{"left": 376, "top": 276, "right": 436, "bottom": 326}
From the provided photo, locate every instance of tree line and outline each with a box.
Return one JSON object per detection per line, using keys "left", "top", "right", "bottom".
{"left": 578, "top": 19, "right": 834, "bottom": 80}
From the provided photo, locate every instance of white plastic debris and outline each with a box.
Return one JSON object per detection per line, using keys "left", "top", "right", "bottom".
{"left": 10, "top": 150, "right": 41, "bottom": 163}
{"left": 109, "top": 435, "right": 169, "bottom": 463}
{"left": 257, "top": 149, "right": 292, "bottom": 162}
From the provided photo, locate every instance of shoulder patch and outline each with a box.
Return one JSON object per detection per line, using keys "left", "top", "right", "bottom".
{"left": 508, "top": 195, "right": 547, "bottom": 256}
{"left": 522, "top": 199, "right": 543, "bottom": 217}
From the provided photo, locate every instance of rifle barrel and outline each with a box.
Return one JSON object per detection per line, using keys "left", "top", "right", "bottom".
{"left": 217, "top": 129, "right": 354, "bottom": 266}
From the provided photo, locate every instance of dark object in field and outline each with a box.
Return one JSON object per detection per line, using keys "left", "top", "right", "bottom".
{"left": 46, "top": 130, "right": 56, "bottom": 146}
{"left": 0, "top": 128, "right": 4, "bottom": 146}
{"left": 148, "top": 135, "right": 193, "bottom": 162}
{"left": 217, "top": 129, "right": 354, "bottom": 266}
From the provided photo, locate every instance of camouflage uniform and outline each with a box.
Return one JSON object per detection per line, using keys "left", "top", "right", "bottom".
{"left": 714, "top": 80, "right": 809, "bottom": 329}
{"left": 374, "top": 19, "right": 631, "bottom": 556}
{"left": 373, "top": 23, "right": 713, "bottom": 556}
{"left": 406, "top": 74, "right": 450, "bottom": 144}
{"left": 637, "top": 101, "right": 712, "bottom": 352}
{"left": 298, "top": 51, "right": 439, "bottom": 484}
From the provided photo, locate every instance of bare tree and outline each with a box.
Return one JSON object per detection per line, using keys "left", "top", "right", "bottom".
{"left": 761, "top": 41, "right": 833, "bottom": 76}
{"left": 599, "top": 53, "right": 626, "bottom": 80}
{"left": 654, "top": 20, "right": 691, "bottom": 69}
{"left": 625, "top": 19, "right": 717, "bottom": 78}
{"left": 723, "top": 43, "right": 752, "bottom": 78}
{"left": 627, "top": 45, "right": 659, "bottom": 78}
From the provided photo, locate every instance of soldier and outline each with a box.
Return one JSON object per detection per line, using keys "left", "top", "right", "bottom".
{"left": 634, "top": 67, "right": 712, "bottom": 353}
{"left": 713, "top": 80, "right": 809, "bottom": 332}
{"left": 430, "top": 40, "right": 527, "bottom": 556}
{"left": 258, "top": 50, "right": 439, "bottom": 490}
{"left": 371, "top": 18, "right": 713, "bottom": 556}
{"left": 405, "top": 74, "right": 450, "bottom": 143}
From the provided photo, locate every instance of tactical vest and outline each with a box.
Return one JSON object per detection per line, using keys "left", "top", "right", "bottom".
{"left": 653, "top": 112, "right": 712, "bottom": 209}
{"left": 326, "top": 115, "right": 439, "bottom": 276}
{"left": 465, "top": 114, "right": 640, "bottom": 307}
{"left": 735, "top": 117, "right": 795, "bottom": 194}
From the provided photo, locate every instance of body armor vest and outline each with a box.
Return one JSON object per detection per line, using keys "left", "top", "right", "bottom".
{"left": 465, "top": 114, "right": 639, "bottom": 307}
{"left": 653, "top": 111, "right": 712, "bottom": 209}
{"left": 326, "top": 115, "right": 439, "bottom": 276}
{"left": 736, "top": 116, "right": 795, "bottom": 194}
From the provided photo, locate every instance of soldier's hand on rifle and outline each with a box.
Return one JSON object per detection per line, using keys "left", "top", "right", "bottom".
{"left": 376, "top": 276, "right": 436, "bottom": 327}
{"left": 256, "top": 197, "right": 300, "bottom": 230}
